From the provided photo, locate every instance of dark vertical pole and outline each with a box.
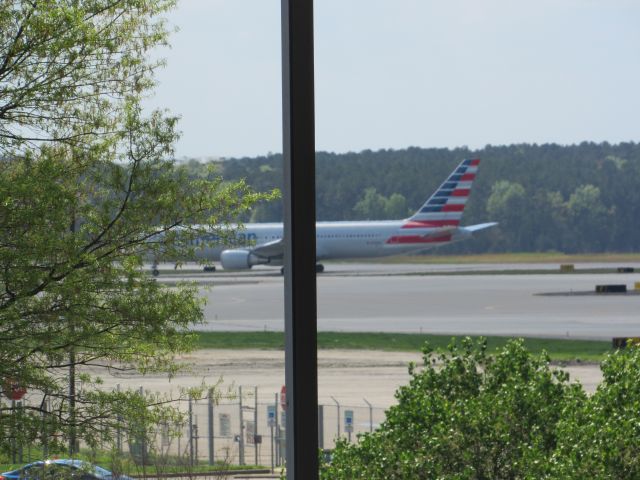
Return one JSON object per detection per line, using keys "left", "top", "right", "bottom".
{"left": 281, "top": 0, "right": 318, "bottom": 478}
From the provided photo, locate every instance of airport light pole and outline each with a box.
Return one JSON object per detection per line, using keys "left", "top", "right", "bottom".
{"left": 281, "top": 0, "right": 318, "bottom": 478}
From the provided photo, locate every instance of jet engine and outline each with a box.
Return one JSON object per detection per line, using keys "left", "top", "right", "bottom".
{"left": 220, "top": 249, "right": 266, "bottom": 270}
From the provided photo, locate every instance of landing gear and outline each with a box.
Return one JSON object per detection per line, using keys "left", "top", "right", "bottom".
{"left": 152, "top": 268, "right": 159, "bottom": 277}
{"left": 203, "top": 265, "right": 216, "bottom": 272}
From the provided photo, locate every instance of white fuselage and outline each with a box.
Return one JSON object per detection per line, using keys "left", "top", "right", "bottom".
{"left": 193, "top": 220, "right": 467, "bottom": 262}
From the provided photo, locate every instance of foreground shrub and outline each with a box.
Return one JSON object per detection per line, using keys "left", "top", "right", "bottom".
{"left": 551, "top": 346, "right": 640, "bottom": 479}
{"left": 321, "top": 339, "right": 640, "bottom": 480}
{"left": 322, "top": 338, "right": 583, "bottom": 479}
{"left": 323, "top": 339, "right": 640, "bottom": 479}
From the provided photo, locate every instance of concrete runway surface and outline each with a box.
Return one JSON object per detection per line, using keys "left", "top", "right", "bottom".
{"left": 156, "top": 262, "right": 640, "bottom": 340}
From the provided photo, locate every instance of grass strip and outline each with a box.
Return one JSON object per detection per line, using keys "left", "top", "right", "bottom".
{"left": 194, "top": 331, "right": 612, "bottom": 362}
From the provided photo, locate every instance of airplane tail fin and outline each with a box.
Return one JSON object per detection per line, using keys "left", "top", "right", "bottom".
{"left": 403, "top": 158, "right": 480, "bottom": 228}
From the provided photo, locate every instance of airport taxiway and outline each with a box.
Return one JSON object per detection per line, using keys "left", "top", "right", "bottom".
{"left": 156, "top": 262, "right": 640, "bottom": 340}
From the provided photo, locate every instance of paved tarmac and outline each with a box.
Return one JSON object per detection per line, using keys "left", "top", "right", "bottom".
{"left": 156, "top": 263, "right": 640, "bottom": 340}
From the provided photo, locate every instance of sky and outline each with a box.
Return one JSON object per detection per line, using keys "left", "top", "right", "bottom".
{"left": 145, "top": 0, "right": 640, "bottom": 159}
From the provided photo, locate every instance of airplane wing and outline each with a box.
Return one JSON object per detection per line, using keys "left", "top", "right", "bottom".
{"left": 250, "top": 238, "right": 284, "bottom": 258}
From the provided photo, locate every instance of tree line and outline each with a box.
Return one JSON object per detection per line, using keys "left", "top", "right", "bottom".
{"left": 184, "top": 142, "right": 640, "bottom": 254}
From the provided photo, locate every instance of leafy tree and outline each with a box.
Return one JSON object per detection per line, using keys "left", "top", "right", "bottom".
{"left": 566, "top": 184, "right": 610, "bottom": 252}
{"left": 486, "top": 180, "right": 526, "bottom": 222}
{"left": 353, "top": 188, "right": 409, "bottom": 220}
{"left": 385, "top": 193, "right": 410, "bottom": 219}
{"left": 321, "top": 338, "right": 582, "bottom": 479}
{"left": 0, "top": 0, "right": 174, "bottom": 152}
{"left": 551, "top": 347, "right": 640, "bottom": 479}
{"left": 485, "top": 180, "right": 528, "bottom": 250}
{"left": 353, "top": 187, "right": 388, "bottom": 220}
{"left": 0, "top": 0, "right": 271, "bottom": 456}
{"left": 322, "top": 340, "right": 640, "bottom": 479}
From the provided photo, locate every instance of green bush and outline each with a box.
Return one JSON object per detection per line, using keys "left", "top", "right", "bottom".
{"left": 322, "top": 338, "right": 640, "bottom": 479}
{"left": 551, "top": 347, "right": 640, "bottom": 479}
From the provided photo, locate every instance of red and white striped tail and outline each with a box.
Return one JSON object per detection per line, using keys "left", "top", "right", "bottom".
{"left": 403, "top": 158, "right": 480, "bottom": 228}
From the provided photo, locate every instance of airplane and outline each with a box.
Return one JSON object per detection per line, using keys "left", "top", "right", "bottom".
{"left": 152, "top": 158, "right": 496, "bottom": 275}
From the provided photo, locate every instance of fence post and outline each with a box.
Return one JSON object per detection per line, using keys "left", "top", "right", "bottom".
{"left": 42, "top": 397, "right": 48, "bottom": 459}
{"left": 331, "top": 396, "right": 340, "bottom": 438}
{"left": 270, "top": 401, "right": 275, "bottom": 473}
{"left": 11, "top": 400, "right": 16, "bottom": 464}
{"left": 238, "top": 386, "right": 245, "bottom": 465}
{"left": 208, "top": 389, "right": 214, "bottom": 466}
{"left": 177, "top": 421, "right": 181, "bottom": 458}
{"left": 363, "top": 398, "right": 373, "bottom": 433}
{"left": 188, "top": 396, "right": 194, "bottom": 465}
{"left": 139, "top": 386, "right": 146, "bottom": 466}
{"left": 274, "top": 393, "right": 279, "bottom": 467}
{"left": 18, "top": 401, "right": 23, "bottom": 463}
{"left": 116, "top": 385, "right": 122, "bottom": 453}
{"left": 254, "top": 386, "right": 258, "bottom": 466}
{"left": 194, "top": 422, "right": 199, "bottom": 464}
{"left": 317, "top": 405, "right": 324, "bottom": 450}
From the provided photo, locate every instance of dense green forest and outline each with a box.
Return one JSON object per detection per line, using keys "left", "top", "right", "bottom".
{"left": 182, "top": 142, "right": 640, "bottom": 254}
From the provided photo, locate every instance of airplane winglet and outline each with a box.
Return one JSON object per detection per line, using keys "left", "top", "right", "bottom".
{"left": 464, "top": 222, "right": 498, "bottom": 233}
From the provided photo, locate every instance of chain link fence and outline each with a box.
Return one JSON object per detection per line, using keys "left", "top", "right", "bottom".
{"left": 145, "top": 386, "right": 387, "bottom": 468}
{"left": 3, "top": 386, "right": 388, "bottom": 468}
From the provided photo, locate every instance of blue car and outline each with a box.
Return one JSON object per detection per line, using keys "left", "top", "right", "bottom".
{"left": 0, "top": 459, "right": 133, "bottom": 480}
